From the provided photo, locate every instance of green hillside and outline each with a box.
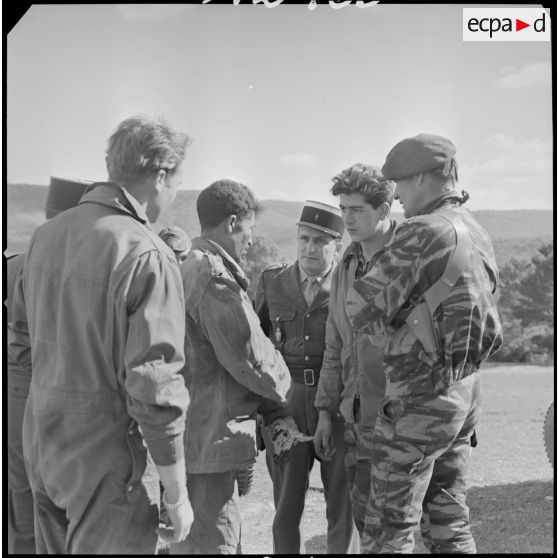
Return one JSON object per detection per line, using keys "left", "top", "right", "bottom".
{"left": 5, "top": 184, "right": 554, "bottom": 267}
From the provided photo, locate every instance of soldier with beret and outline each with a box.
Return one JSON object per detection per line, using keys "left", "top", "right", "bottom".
{"left": 255, "top": 201, "right": 359, "bottom": 554}
{"left": 345, "top": 133, "right": 503, "bottom": 553}
{"left": 6, "top": 176, "right": 91, "bottom": 554}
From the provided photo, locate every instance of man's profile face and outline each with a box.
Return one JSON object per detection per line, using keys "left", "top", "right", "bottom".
{"left": 296, "top": 225, "right": 339, "bottom": 277}
{"left": 230, "top": 211, "right": 256, "bottom": 262}
{"left": 339, "top": 192, "right": 383, "bottom": 244}
{"left": 394, "top": 177, "right": 421, "bottom": 218}
{"left": 147, "top": 164, "right": 184, "bottom": 223}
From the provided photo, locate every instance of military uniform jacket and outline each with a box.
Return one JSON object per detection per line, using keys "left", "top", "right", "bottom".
{"left": 181, "top": 237, "right": 291, "bottom": 474}
{"left": 346, "top": 193, "right": 503, "bottom": 400}
{"left": 254, "top": 261, "right": 334, "bottom": 378}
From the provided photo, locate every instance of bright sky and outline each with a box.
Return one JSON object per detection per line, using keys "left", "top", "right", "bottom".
{"left": 7, "top": 3, "right": 553, "bottom": 210}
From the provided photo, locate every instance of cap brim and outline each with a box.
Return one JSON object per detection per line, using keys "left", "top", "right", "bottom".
{"left": 296, "top": 222, "right": 342, "bottom": 238}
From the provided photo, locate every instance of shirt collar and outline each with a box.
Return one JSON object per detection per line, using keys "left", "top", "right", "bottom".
{"left": 298, "top": 263, "right": 332, "bottom": 285}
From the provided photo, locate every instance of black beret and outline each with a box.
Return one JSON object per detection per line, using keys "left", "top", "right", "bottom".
{"left": 382, "top": 133, "right": 457, "bottom": 180}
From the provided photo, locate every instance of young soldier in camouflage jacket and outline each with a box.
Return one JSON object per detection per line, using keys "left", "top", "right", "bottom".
{"left": 346, "top": 134, "right": 503, "bottom": 553}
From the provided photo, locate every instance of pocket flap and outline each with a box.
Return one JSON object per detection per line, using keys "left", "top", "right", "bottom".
{"left": 272, "top": 308, "right": 296, "bottom": 322}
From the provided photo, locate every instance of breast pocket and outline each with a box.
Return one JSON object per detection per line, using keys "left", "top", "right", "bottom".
{"left": 270, "top": 308, "right": 297, "bottom": 350}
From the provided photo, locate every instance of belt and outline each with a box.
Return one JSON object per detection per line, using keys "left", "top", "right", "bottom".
{"left": 290, "top": 368, "right": 319, "bottom": 386}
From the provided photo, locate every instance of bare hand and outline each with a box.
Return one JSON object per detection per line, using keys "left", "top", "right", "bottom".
{"left": 313, "top": 413, "right": 335, "bottom": 461}
{"left": 158, "top": 497, "right": 194, "bottom": 544}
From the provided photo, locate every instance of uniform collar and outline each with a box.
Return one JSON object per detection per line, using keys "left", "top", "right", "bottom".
{"left": 192, "top": 237, "right": 250, "bottom": 291}
{"left": 298, "top": 263, "right": 333, "bottom": 286}
{"left": 79, "top": 181, "right": 150, "bottom": 225}
{"left": 416, "top": 190, "right": 470, "bottom": 216}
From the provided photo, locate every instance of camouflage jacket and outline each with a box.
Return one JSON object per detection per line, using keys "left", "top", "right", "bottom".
{"left": 346, "top": 193, "right": 503, "bottom": 399}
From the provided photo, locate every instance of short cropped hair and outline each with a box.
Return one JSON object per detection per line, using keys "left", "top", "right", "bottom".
{"left": 330, "top": 163, "right": 394, "bottom": 209}
{"left": 425, "top": 159, "right": 459, "bottom": 186}
{"left": 197, "top": 179, "right": 261, "bottom": 230}
{"left": 106, "top": 115, "right": 190, "bottom": 184}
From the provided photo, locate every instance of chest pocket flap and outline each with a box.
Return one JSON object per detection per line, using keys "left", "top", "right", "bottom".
{"left": 270, "top": 308, "right": 296, "bottom": 348}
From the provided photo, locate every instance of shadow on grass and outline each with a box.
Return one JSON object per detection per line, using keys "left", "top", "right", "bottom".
{"left": 304, "top": 480, "right": 554, "bottom": 554}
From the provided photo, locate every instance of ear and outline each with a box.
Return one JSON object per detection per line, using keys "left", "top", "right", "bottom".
{"left": 334, "top": 240, "right": 343, "bottom": 256}
{"left": 414, "top": 173, "right": 425, "bottom": 187}
{"left": 378, "top": 201, "right": 391, "bottom": 220}
{"left": 225, "top": 214, "right": 238, "bottom": 233}
{"left": 154, "top": 169, "right": 167, "bottom": 193}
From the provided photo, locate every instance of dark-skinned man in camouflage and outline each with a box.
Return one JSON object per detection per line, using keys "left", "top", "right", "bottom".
{"left": 346, "top": 133, "right": 503, "bottom": 554}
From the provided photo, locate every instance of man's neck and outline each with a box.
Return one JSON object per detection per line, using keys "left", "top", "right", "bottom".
{"left": 201, "top": 230, "right": 230, "bottom": 256}
{"left": 360, "top": 221, "right": 392, "bottom": 261}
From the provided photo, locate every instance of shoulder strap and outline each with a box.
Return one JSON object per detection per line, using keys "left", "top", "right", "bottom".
{"left": 421, "top": 209, "right": 474, "bottom": 315}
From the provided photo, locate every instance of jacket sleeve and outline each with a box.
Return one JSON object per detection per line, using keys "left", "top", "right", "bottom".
{"left": 252, "top": 271, "right": 290, "bottom": 423}
{"left": 121, "top": 251, "right": 189, "bottom": 467}
{"left": 7, "top": 260, "right": 32, "bottom": 377}
{"left": 315, "top": 267, "right": 344, "bottom": 413}
{"left": 254, "top": 271, "right": 271, "bottom": 337}
{"left": 197, "top": 275, "right": 291, "bottom": 405}
{"left": 346, "top": 219, "right": 446, "bottom": 336}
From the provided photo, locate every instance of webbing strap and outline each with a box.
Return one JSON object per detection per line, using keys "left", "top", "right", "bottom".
{"left": 421, "top": 209, "right": 474, "bottom": 315}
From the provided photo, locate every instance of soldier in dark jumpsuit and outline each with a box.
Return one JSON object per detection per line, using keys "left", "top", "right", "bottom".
{"left": 255, "top": 201, "right": 359, "bottom": 554}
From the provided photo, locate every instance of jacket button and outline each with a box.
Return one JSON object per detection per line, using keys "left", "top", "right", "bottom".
{"left": 304, "top": 355, "right": 309, "bottom": 361}
{"left": 306, "top": 314, "right": 311, "bottom": 318}
{"left": 304, "top": 335, "right": 309, "bottom": 341}
{"left": 127, "top": 485, "right": 134, "bottom": 492}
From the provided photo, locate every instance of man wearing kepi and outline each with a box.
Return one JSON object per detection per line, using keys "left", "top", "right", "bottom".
{"left": 8, "top": 116, "right": 193, "bottom": 553}
{"left": 173, "top": 179, "right": 306, "bottom": 554}
{"left": 6, "top": 176, "right": 91, "bottom": 554}
{"left": 255, "top": 201, "right": 359, "bottom": 554}
{"left": 313, "top": 164, "right": 397, "bottom": 540}
{"left": 345, "top": 134, "right": 503, "bottom": 553}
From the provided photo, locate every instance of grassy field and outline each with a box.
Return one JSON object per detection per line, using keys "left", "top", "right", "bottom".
{"left": 238, "top": 365, "right": 555, "bottom": 554}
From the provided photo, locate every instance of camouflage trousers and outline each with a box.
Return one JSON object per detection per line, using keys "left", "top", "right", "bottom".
{"left": 362, "top": 373, "right": 481, "bottom": 554}
{"left": 343, "top": 420, "right": 374, "bottom": 538}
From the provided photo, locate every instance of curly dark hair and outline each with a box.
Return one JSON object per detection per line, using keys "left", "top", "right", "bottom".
{"left": 330, "top": 163, "right": 394, "bottom": 209}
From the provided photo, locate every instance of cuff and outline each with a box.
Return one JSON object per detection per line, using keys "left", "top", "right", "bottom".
{"left": 142, "top": 430, "right": 184, "bottom": 467}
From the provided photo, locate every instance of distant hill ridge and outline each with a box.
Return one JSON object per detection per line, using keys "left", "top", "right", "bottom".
{"left": 6, "top": 184, "right": 554, "bottom": 264}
